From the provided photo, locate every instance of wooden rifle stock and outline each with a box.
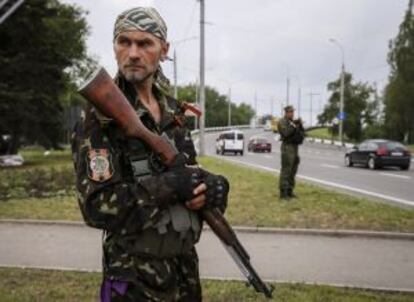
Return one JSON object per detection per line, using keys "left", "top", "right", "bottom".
{"left": 78, "top": 67, "right": 177, "bottom": 166}
{"left": 79, "top": 67, "right": 273, "bottom": 298}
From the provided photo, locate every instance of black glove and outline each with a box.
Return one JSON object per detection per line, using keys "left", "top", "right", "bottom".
{"left": 200, "top": 171, "right": 230, "bottom": 212}
{"left": 138, "top": 153, "right": 202, "bottom": 205}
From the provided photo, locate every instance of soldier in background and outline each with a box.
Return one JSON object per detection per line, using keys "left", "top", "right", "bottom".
{"left": 278, "top": 105, "right": 304, "bottom": 200}
{"left": 71, "top": 7, "right": 229, "bottom": 301}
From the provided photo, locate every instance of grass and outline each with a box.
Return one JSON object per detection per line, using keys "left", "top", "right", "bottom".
{"left": 198, "top": 157, "right": 414, "bottom": 232}
{"left": 408, "top": 145, "right": 414, "bottom": 153}
{"left": 1, "top": 267, "right": 413, "bottom": 302}
{"left": 19, "top": 147, "right": 72, "bottom": 169}
{"left": 0, "top": 195, "right": 81, "bottom": 221}
{"left": 1, "top": 147, "right": 414, "bottom": 232}
{"left": 306, "top": 127, "right": 336, "bottom": 140}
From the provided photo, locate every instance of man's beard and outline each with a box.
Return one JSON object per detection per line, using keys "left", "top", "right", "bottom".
{"left": 121, "top": 64, "right": 157, "bottom": 85}
{"left": 123, "top": 69, "right": 154, "bottom": 85}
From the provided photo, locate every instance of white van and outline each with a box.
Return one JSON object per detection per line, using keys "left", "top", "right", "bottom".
{"left": 215, "top": 130, "right": 244, "bottom": 155}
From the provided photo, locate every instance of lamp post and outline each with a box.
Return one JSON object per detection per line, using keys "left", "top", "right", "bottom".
{"left": 308, "top": 92, "right": 320, "bottom": 127}
{"left": 329, "top": 38, "right": 345, "bottom": 146}
{"left": 199, "top": 0, "right": 206, "bottom": 155}
{"left": 169, "top": 36, "right": 198, "bottom": 99}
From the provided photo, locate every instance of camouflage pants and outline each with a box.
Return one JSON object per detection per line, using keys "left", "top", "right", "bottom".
{"left": 107, "top": 248, "right": 202, "bottom": 302}
{"left": 279, "top": 143, "right": 300, "bottom": 191}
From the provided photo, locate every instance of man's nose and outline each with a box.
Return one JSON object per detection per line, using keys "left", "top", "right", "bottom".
{"left": 128, "top": 44, "right": 141, "bottom": 60}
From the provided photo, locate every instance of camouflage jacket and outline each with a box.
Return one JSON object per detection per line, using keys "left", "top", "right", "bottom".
{"left": 278, "top": 118, "right": 304, "bottom": 144}
{"left": 71, "top": 76, "right": 201, "bottom": 282}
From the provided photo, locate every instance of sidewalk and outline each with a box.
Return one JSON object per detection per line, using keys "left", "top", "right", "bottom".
{"left": 0, "top": 221, "right": 413, "bottom": 292}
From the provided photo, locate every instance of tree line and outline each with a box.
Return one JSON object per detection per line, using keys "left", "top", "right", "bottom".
{"left": 0, "top": 0, "right": 254, "bottom": 154}
{"left": 177, "top": 84, "right": 254, "bottom": 128}
{"left": 318, "top": 0, "right": 414, "bottom": 144}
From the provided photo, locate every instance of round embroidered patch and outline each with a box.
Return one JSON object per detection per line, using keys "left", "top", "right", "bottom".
{"left": 87, "top": 149, "right": 114, "bottom": 182}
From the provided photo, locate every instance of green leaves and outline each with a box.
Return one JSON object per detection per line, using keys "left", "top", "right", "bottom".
{"left": 177, "top": 85, "right": 254, "bottom": 128}
{"left": 319, "top": 72, "right": 375, "bottom": 142}
{"left": 384, "top": 0, "right": 414, "bottom": 143}
{"left": 0, "top": 0, "right": 92, "bottom": 153}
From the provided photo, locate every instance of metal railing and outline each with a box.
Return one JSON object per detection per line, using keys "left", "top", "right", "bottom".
{"left": 191, "top": 124, "right": 259, "bottom": 136}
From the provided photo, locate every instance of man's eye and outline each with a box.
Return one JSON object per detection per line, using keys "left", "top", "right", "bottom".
{"left": 139, "top": 41, "right": 152, "bottom": 47}
{"left": 118, "top": 39, "right": 130, "bottom": 46}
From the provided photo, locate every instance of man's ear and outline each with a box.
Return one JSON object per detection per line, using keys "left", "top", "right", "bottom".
{"left": 161, "top": 41, "right": 170, "bottom": 62}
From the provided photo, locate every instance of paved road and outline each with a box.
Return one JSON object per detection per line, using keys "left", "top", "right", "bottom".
{"left": 0, "top": 221, "right": 413, "bottom": 291}
{"left": 202, "top": 129, "right": 414, "bottom": 207}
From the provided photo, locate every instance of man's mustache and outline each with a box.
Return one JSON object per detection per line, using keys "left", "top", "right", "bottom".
{"left": 124, "top": 62, "right": 145, "bottom": 69}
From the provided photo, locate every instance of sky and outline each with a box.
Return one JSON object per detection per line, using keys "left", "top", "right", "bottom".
{"left": 62, "top": 0, "right": 408, "bottom": 125}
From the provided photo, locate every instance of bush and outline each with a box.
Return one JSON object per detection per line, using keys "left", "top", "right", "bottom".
{"left": 0, "top": 167, "right": 75, "bottom": 200}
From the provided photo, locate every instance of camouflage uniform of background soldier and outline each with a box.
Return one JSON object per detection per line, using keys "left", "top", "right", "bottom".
{"left": 71, "top": 7, "right": 229, "bottom": 302}
{"left": 278, "top": 105, "right": 305, "bottom": 199}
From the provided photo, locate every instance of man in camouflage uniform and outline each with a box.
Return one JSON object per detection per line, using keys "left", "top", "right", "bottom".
{"left": 278, "top": 105, "right": 304, "bottom": 200}
{"left": 71, "top": 7, "right": 229, "bottom": 302}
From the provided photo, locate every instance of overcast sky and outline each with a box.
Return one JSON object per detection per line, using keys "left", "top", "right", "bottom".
{"left": 63, "top": 0, "right": 408, "bottom": 124}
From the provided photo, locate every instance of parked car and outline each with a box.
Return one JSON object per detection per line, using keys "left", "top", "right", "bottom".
{"left": 216, "top": 130, "right": 244, "bottom": 155}
{"left": 345, "top": 139, "right": 411, "bottom": 170}
{"left": 248, "top": 137, "right": 272, "bottom": 153}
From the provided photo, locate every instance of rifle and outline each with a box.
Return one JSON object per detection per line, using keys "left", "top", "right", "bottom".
{"left": 79, "top": 67, "right": 274, "bottom": 299}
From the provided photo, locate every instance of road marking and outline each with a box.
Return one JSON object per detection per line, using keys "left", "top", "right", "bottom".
{"left": 379, "top": 173, "right": 411, "bottom": 180}
{"left": 213, "top": 156, "right": 414, "bottom": 207}
{"left": 321, "top": 164, "right": 340, "bottom": 169}
{"left": 264, "top": 155, "right": 273, "bottom": 159}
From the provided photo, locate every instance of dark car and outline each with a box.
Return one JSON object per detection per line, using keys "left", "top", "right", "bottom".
{"left": 345, "top": 139, "right": 411, "bottom": 170}
{"left": 247, "top": 137, "right": 272, "bottom": 153}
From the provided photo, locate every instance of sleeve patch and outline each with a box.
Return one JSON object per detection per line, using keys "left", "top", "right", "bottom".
{"left": 86, "top": 149, "right": 114, "bottom": 183}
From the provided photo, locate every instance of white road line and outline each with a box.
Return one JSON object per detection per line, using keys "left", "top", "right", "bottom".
{"left": 213, "top": 156, "right": 414, "bottom": 207}
{"left": 264, "top": 155, "right": 273, "bottom": 159}
{"left": 321, "top": 164, "right": 340, "bottom": 169}
{"left": 379, "top": 173, "right": 411, "bottom": 180}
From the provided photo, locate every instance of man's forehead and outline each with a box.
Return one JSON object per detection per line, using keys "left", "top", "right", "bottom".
{"left": 116, "top": 30, "right": 160, "bottom": 41}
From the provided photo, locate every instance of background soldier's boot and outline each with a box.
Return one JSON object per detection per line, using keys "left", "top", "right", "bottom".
{"left": 280, "top": 189, "right": 290, "bottom": 200}
{"left": 288, "top": 189, "right": 298, "bottom": 198}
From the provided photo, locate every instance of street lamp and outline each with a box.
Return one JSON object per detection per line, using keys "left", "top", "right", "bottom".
{"left": 169, "top": 36, "right": 198, "bottom": 99}
{"left": 291, "top": 75, "right": 302, "bottom": 118}
{"left": 308, "top": 92, "right": 320, "bottom": 127}
{"left": 329, "top": 38, "right": 345, "bottom": 146}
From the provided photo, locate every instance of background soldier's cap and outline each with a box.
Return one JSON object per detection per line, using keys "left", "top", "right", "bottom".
{"left": 284, "top": 105, "right": 295, "bottom": 112}
{"left": 113, "top": 7, "right": 168, "bottom": 41}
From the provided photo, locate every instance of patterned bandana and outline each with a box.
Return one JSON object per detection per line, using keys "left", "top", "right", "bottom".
{"left": 113, "top": 7, "right": 167, "bottom": 41}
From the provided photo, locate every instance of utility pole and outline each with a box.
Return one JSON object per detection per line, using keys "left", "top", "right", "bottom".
{"left": 271, "top": 97, "right": 274, "bottom": 117}
{"left": 330, "top": 38, "right": 345, "bottom": 146}
{"left": 297, "top": 86, "right": 302, "bottom": 118}
{"left": 173, "top": 49, "right": 178, "bottom": 99}
{"left": 198, "top": 0, "right": 206, "bottom": 155}
{"left": 254, "top": 91, "right": 258, "bottom": 127}
{"left": 194, "top": 78, "right": 199, "bottom": 129}
{"left": 286, "top": 76, "right": 290, "bottom": 105}
{"left": 227, "top": 87, "right": 232, "bottom": 126}
{"left": 308, "top": 92, "right": 320, "bottom": 127}
{"left": 339, "top": 62, "right": 345, "bottom": 145}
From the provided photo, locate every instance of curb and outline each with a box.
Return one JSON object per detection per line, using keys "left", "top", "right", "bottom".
{"left": 229, "top": 226, "right": 414, "bottom": 241}
{"left": 0, "top": 219, "right": 85, "bottom": 227}
{"left": 0, "top": 264, "right": 413, "bottom": 294}
{"left": 1, "top": 219, "right": 413, "bottom": 241}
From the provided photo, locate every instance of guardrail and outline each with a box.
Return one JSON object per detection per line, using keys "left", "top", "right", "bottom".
{"left": 305, "top": 137, "right": 355, "bottom": 148}
{"left": 191, "top": 125, "right": 261, "bottom": 136}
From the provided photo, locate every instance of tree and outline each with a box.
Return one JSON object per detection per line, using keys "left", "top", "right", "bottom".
{"left": 177, "top": 84, "right": 254, "bottom": 128}
{"left": 0, "top": 0, "right": 91, "bottom": 153}
{"left": 384, "top": 0, "right": 414, "bottom": 143}
{"left": 318, "top": 72, "right": 375, "bottom": 141}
